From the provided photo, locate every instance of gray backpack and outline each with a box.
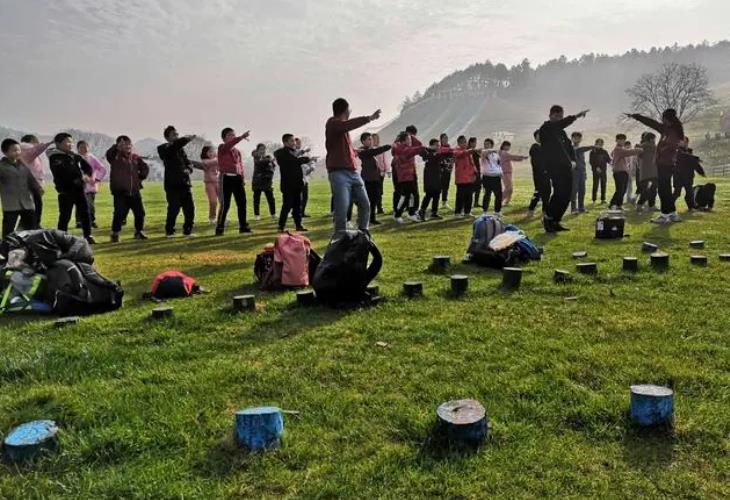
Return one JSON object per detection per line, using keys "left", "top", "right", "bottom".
{"left": 467, "top": 215, "right": 506, "bottom": 258}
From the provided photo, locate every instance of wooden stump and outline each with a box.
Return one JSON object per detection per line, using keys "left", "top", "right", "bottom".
{"left": 55, "top": 317, "right": 80, "bottom": 328}
{"left": 554, "top": 269, "right": 572, "bottom": 284}
{"left": 233, "top": 295, "right": 256, "bottom": 312}
{"left": 689, "top": 240, "right": 705, "bottom": 249}
{"left": 577, "top": 262, "right": 598, "bottom": 275}
{"left": 436, "top": 399, "right": 488, "bottom": 447}
{"left": 403, "top": 281, "right": 423, "bottom": 298}
{"left": 235, "top": 407, "right": 284, "bottom": 451}
{"left": 151, "top": 307, "right": 174, "bottom": 320}
{"left": 450, "top": 275, "right": 469, "bottom": 297}
{"left": 2, "top": 420, "right": 59, "bottom": 462}
{"left": 642, "top": 242, "right": 659, "bottom": 253}
{"left": 719, "top": 254, "right": 730, "bottom": 262}
{"left": 690, "top": 255, "right": 708, "bottom": 267}
{"left": 630, "top": 385, "right": 674, "bottom": 427}
{"left": 296, "top": 290, "right": 316, "bottom": 307}
{"left": 623, "top": 257, "right": 639, "bottom": 273}
{"left": 572, "top": 251, "right": 588, "bottom": 259}
{"left": 432, "top": 255, "right": 452, "bottom": 271}
{"left": 366, "top": 285, "right": 380, "bottom": 297}
{"left": 502, "top": 267, "right": 523, "bottom": 291}
{"left": 650, "top": 252, "right": 670, "bottom": 271}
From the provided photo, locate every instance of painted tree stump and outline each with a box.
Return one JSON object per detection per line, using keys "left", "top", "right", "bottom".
{"left": 630, "top": 385, "right": 674, "bottom": 427}
{"left": 642, "top": 242, "right": 659, "bottom": 253}
{"left": 502, "top": 267, "right": 523, "bottom": 291}
{"left": 151, "top": 307, "right": 174, "bottom": 320}
{"left": 450, "top": 275, "right": 469, "bottom": 297}
{"left": 436, "top": 399, "right": 488, "bottom": 447}
{"left": 55, "top": 317, "right": 80, "bottom": 328}
{"left": 403, "top": 281, "right": 423, "bottom": 298}
{"left": 296, "top": 290, "right": 316, "bottom": 307}
{"left": 3, "top": 420, "right": 59, "bottom": 462}
{"left": 554, "top": 269, "right": 572, "bottom": 284}
{"left": 577, "top": 262, "right": 598, "bottom": 275}
{"left": 432, "top": 255, "right": 452, "bottom": 271}
{"left": 623, "top": 257, "right": 639, "bottom": 273}
{"left": 690, "top": 255, "right": 708, "bottom": 267}
{"left": 233, "top": 295, "right": 256, "bottom": 312}
{"left": 366, "top": 285, "right": 380, "bottom": 297}
{"left": 650, "top": 252, "right": 670, "bottom": 271}
{"left": 689, "top": 240, "right": 705, "bottom": 249}
{"left": 235, "top": 407, "right": 284, "bottom": 451}
{"left": 572, "top": 251, "right": 588, "bottom": 259}
{"left": 719, "top": 254, "right": 730, "bottom": 262}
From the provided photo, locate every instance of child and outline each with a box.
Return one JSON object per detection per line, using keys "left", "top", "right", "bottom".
{"left": 358, "top": 132, "right": 392, "bottom": 225}
{"left": 452, "top": 135, "right": 478, "bottom": 217}
{"left": 106, "top": 136, "right": 150, "bottom": 243}
{"left": 419, "top": 139, "right": 451, "bottom": 221}
{"left": 251, "top": 144, "right": 277, "bottom": 221}
{"left": 589, "top": 138, "right": 611, "bottom": 204}
{"left": 391, "top": 130, "right": 424, "bottom": 223}
{"left": 480, "top": 138, "right": 503, "bottom": 215}
{"left": 199, "top": 146, "right": 220, "bottom": 225}
{"left": 0, "top": 139, "right": 43, "bottom": 238}
{"left": 499, "top": 141, "right": 527, "bottom": 206}
{"left": 674, "top": 137, "right": 705, "bottom": 210}
{"left": 636, "top": 133, "right": 658, "bottom": 211}
{"left": 372, "top": 133, "right": 389, "bottom": 215}
{"left": 19, "top": 135, "right": 52, "bottom": 227}
{"left": 438, "top": 133, "right": 454, "bottom": 209}
{"left": 468, "top": 137, "right": 482, "bottom": 213}
{"left": 609, "top": 135, "right": 642, "bottom": 210}
{"left": 624, "top": 141, "right": 638, "bottom": 205}
{"left": 76, "top": 140, "right": 107, "bottom": 229}
{"left": 570, "top": 132, "right": 594, "bottom": 214}
{"left": 527, "top": 130, "right": 548, "bottom": 216}
{"left": 216, "top": 127, "right": 252, "bottom": 236}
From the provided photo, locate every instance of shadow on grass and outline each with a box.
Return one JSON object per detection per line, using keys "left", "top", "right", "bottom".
{"left": 622, "top": 420, "right": 676, "bottom": 470}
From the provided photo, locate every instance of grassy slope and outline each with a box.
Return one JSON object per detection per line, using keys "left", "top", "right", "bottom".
{"left": 1, "top": 179, "right": 729, "bottom": 499}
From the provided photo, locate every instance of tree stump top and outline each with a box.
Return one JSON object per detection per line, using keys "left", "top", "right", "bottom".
{"left": 437, "top": 399, "right": 486, "bottom": 425}
{"left": 630, "top": 385, "right": 673, "bottom": 397}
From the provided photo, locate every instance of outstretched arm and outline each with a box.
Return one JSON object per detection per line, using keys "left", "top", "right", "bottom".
{"left": 327, "top": 109, "right": 382, "bottom": 133}
{"left": 220, "top": 131, "right": 251, "bottom": 152}
{"left": 21, "top": 142, "right": 52, "bottom": 165}
{"left": 626, "top": 114, "right": 663, "bottom": 133}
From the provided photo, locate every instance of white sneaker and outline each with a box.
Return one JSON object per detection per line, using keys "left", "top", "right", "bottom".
{"left": 394, "top": 217, "right": 406, "bottom": 225}
{"left": 254, "top": 215, "right": 261, "bottom": 221}
{"left": 208, "top": 218, "right": 216, "bottom": 225}
{"left": 408, "top": 214, "right": 421, "bottom": 222}
{"left": 669, "top": 212, "right": 682, "bottom": 223}
{"left": 609, "top": 205, "right": 619, "bottom": 211}
{"left": 571, "top": 209, "right": 579, "bottom": 215}
{"left": 184, "top": 233, "right": 197, "bottom": 238}
{"left": 166, "top": 233, "right": 178, "bottom": 239}
{"left": 651, "top": 214, "right": 670, "bottom": 224}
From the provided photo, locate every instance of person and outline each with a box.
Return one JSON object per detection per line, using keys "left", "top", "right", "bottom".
{"left": 527, "top": 130, "right": 548, "bottom": 216}
{"left": 480, "top": 138, "right": 503, "bottom": 215}
{"left": 468, "top": 137, "right": 482, "bottom": 212}
{"left": 589, "top": 138, "right": 611, "bottom": 204}
{"left": 392, "top": 131, "right": 425, "bottom": 223}
{"left": 418, "top": 139, "right": 450, "bottom": 221}
{"left": 499, "top": 141, "right": 527, "bottom": 207}
{"left": 216, "top": 127, "right": 252, "bottom": 236}
{"left": 199, "top": 146, "right": 220, "bottom": 225}
{"left": 438, "top": 133, "right": 455, "bottom": 210}
{"left": 294, "top": 138, "right": 314, "bottom": 218}
{"left": 609, "top": 136, "right": 642, "bottom": 210}
{"left": 106, "top": 136, "right": 150, "bottom": 243}
{"left": 76, "top": 140, "right": 106, "bottom": 229}
{"left": 372, "top": 133, "right": 389, "bottom": 215}
{"left": 325, "top": 98, "right": 381, "bottom": 234}
{"left": 157, "top": 126, "right": 198, "bottom": 237}
{"left": 538, "top": 105, "right": 590, "bottom": 233}
{"left": 274, "top": 134, "right": 313, "bottom": 232}
{"left": 452, "top": 135, "right": 478, "bottom": 217}
{"left": 626, "top": 109, "right": 684, "bottom": 224}
{"left": 569, "top": 132, "right": 594, "bottom": 215}
{"left": 47, "top": 132, "right": 95, "bottom": 244}
{"left": 673, "top": 137, "right": 706, "bottom": 211}
{"left": 624, "top": 141, "right": 639, "bottom": 205}
{"left": 636, "top": 132, "right": 658, "bottom": 212}
{"left": 19, "top": 135, "right": 52, "bottom": 227}
{"left": 358, "top": 132, "right": 392, "bottom": 225}
{"left": 0, "top": 139, "right": 43, "bottom": 238}
{"left": 251, "top": 144, "right": 276, "bottom": 221}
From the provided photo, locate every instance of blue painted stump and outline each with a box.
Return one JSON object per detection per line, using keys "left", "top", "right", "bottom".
{"left": 235, "top": 407, "right": 284, "bottom": 451}
{"left": 3, "top": 420, "right": 59, "bottom": 462}
{"left": 437, "top": 399, "right": 488, "bottom": 447}
{"left": 630, "top": 385, "right": 674, "bottom": 427}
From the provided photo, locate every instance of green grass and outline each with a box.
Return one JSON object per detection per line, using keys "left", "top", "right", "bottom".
{"left": 1, "top": 179, "right": 730, "bottom": 499}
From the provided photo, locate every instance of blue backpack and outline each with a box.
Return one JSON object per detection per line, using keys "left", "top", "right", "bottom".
{"left": 467, "top": 215, "right": 506, "bottom": 259}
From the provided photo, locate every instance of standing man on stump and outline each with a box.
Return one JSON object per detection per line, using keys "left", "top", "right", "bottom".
{"left": 325, "top": 98, "right": 381, "bottom": 235}
{"left": 538, "top": 105, "right": 589, "bottom": 233}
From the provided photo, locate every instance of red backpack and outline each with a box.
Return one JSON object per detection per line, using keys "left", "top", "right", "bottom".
{"left": 147, "top": 271, "right": 200, "bottom": 300}
{"left": 256, "top": 233, "right": 320, "bottom": 290}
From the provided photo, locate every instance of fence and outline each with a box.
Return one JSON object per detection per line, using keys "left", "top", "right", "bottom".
{"left": 708, "top": 164, "right": 730, "bottom": 177}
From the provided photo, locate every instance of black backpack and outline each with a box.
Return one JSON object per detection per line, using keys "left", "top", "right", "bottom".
{"left": 312, "top": 231, "right": 382, "bottom": 305}
{"left": 46, "top": 259, "right": 124, "bottom": 316}
{"left": 1, "top": 230, "right": 93, "bottom": 271}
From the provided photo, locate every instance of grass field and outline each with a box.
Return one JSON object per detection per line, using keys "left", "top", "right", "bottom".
{"left": 1, "top": 178, "right": 729, "bottom": 499}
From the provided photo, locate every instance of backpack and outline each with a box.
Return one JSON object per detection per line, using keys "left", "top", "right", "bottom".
{"left": 0, "top": 269, "right": 51, "bottom": 315}
{"left": 693, "top": 183, "right": 716, "bottom": 210}
{"left": 46, "top": 260, "right": 124, "bottom": 316}
{"left": 1, "top": 230, "right": 93, "bottom": 271}
{"left": 467, "top": 215, "right": 506, "bottom": 260}
{"left": 258, "top": 234, "right": 321, "bottom": 291}
{"left": 147, "top": 271, "right": 200, "bottom": 300}
{"left": 312, "top": 231, "right": 382, "bottom": 305}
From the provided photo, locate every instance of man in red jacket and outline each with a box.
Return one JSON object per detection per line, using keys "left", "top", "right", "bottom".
{"left": 106, "top": 136, "right": 150, "bottom": 243}
{"left": 325, "top": 98, "right": 382, "bottom": 234}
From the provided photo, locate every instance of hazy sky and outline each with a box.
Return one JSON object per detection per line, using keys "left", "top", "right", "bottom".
{"left": 1, "top": 0, "right": 728, "bottom": 148}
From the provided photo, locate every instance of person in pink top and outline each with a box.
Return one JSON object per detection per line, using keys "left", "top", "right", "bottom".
{"left": 216, "top": 127, "right": 251, "bottom": 236}
{"left": 391, "top": 131, "right": 425, "bottom": 223}
{"left": 199, "top": 146, "right": 220, "bottom": 225}
{"left": 609, "top": 135, "right": 642, "bottom": 210}
{"left": 498, "top": 141, "right": 528, "bottom": 206}
{"left": 76, "top": 140, "right": 107, "bottom": 229}
{"left": 20, "top": 134, "right": 52, "bottom": 227}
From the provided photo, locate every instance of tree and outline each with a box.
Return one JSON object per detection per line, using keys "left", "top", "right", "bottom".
{"left": 626, "top": 63, "right": 715, "bottom": 122}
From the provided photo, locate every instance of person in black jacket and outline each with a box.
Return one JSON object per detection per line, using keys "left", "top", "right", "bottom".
{"left": 538, "top": 105, "right": 589, "bottom": 232}
{"left": 274, "top": 134, "right": 314, "bottom": 232}
{"left": 527, "top": 130, "right": 549, "bottom": 216}
{"left": 468, "top": 137, "right": 482, "bottom": 212}
{"left": 589, "top": 138, "right": 611, "bottom": 204}
{"left": 46, "top": 133, "right": 95, "bottom": 244}
{"left": 673, "top": 138, "right": 706, "bottom": 210}
{"left": 419, "top": 139, "right": 451, "bottom": 221}
{"left": 251, "top": 144, "right": 277, "bottom": 220}
{"left": 358, "top": 132, "right": 392, "bottom": 225}
{"left": 157, "top": 125, "right": 197, "bottom": 237}
{"left": 439, "top": 133, "right": 454, "bottom": 209}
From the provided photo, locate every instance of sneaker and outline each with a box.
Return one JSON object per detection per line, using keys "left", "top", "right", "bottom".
{"left": 571, "top": 209, "right": 579, "bottom": 215}
{"left": 609, "top": 205, "right": 620, "bottom": 211}
{"left": 92, "top": 222, "right": 99, "bottom": 229}
{"left": 239, "top": 226, "right": 253, "bottom": 234}
{"left": 441, "top": 203, "right": 451, "bottom": 211}
{"left": 184, "top": 233, "right": 197, "bottom": 238}
{"left": 555, "top": 224, "right": 570, "bottom": 232}
{"left": 651, "top": 214, "right": 670, "bottom": 224}
{"left": 377, "top": 209, "right": 385, "bottom": 215}
{"left": 453, "top": 213, "right": 463, "bottom": 219}
{"left": 579, "top": 208, "right": 588, "bottom": 214}
{"left": 134, "top": 231, "right": 149, "bottom": 240}
{"left": 166, "top": 233, "right": 177, "bottom": 239}
{"left": 254, "top": 215, "right": 261, "bottom": 221}
{"left": 408, "top": 214, "right": 421, "bottom": 222}
{"left": 110, "top": 233, "right": 120, "bottom": 244}
{"left": 669, "top": 212, "right": 682, "bottom": 223}
{"left": 395, "top": 217, "right": 406, "bottom": 225}
{"left": 209, "top": 218, "right": 217, "bottom": 225}
{"left": 295, "top": 227, "right": 308, "bottom": 232}
{"left": 431, "top": 214, "right": 443, "bottom": 220}
{"left": 85, "top": 236, "right": 97, "bottom": 245}
{"left": 417, "top": 210, "right": 426, "bottom": 221}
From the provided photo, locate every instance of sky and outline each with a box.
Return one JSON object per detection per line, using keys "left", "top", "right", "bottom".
{"left": 1, "top": 0, "right": 729, "bottom": 149}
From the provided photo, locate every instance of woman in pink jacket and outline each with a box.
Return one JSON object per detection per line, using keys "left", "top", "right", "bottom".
{"left": 391, "top": 131, "right": 424, "bottom": 223}
{"left": 450, "top": 135, "right": 478, "bottom": 217}
{"left": 200, "top": 146, "right": 220, "bottom": 224}
{"left": 499, "top": 141, "right": 528, "bottom": 206}
{"left": 77, "top": 140, "right": 107, "bottom": 229}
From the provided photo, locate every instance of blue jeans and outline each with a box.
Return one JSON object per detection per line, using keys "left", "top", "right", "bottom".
{"left": 329, "top": 169, "right": 370, "bottom": 233}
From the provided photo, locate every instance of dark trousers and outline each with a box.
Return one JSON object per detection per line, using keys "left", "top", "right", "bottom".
{"left": 592, "top": 169, "right": 607, "bottom": 202}
{"left": 253, "top": 188, "right": 276, "bottom": 217}
{"left": 365, "top": 181, "right": 382, "bottom": 222}
{"left": 657, "top": 167, "right": 676, "bottom": 215}
{"left": 545, "top": 164, "right": 573, "bottom": 223}
{"left": 58, "top": 190, "right": 91, "bottom": 237}
{"left": 377, "top": 177, "right": 385, "bottom": 213}
{"left": 637, "top": 179, "right": 658, "bottom": 208}
{"left": 455, "top": 184, "right": 473, "bottom": 215}
{"left": 112, "top": 193, "right": 145, "bottom": 233}
{"left": 2, "top": 210, "right": 36, "bottom": 238}
{"left": 76, "top": 193, "right": 97, "bottom": 225}
{"left": 279, "top": 187, "right": 303, "bottom": 230}
{"left": 165, "top": 186, "right": 195, "bottom": 236}
{"left": 32, "top": 190, "right": 43, "bottom": 228}
{"left": 395, "top": 181, "right": 419, "bottom": 218}
{"left": 472, "top": 177, "right": 482, "bottom": 208}
{"left": 610, "top": 172, "right": 629, "bottom": 208}
{"left": 440, "top": 168, "right": 452, "bottom": 203}
{"left": 419, "top": 190, "right": 441, "bottom": 216}
{"left": 529, "top": 169, "right": 550, "bottom": 212}
{"left": 482, "top": 176, "right": 503, "bottom": 213}
{"left": 217, "top": 175, "right": 247, "bottom": 232}
{"left": 301, "top": 184, "right": 309, "bottom": 215}
{"left": 673, "top": 171, "right": 695, "bottom": 210}
{"left": 392, "top": 170, "right": 400, "bottom": 212}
